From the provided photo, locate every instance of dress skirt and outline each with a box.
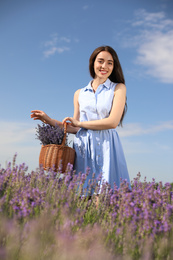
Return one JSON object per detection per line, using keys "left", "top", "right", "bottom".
{"left": 73, "top": 127, "right": 130, "bottom": 191}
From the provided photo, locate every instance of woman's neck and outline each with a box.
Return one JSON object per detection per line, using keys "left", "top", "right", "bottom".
{"left": 91, "top": 78, "right": 107, "bottom": 92}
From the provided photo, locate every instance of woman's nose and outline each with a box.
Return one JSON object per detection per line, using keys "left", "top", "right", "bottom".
{"left": 101, "top": 62, "right": 107, "bottom": 68}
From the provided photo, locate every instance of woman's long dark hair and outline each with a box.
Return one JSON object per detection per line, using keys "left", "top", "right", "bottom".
{"left": 89, "top": 46, "right": 127, "bottom": 126}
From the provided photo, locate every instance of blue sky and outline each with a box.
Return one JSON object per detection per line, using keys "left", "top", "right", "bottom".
{"left": 0, "top": 0, "right": 173, "bottom": 183}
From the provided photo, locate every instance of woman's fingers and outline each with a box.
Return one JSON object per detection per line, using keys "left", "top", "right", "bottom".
{"left": 31, "top": 110, "right": 50, "bottom": 125}
{"left": 62, "top": 117, "right": 71, "bottom": 124}
{"left": 31, "top": 110, "right": 44, "bottom": 117}
{"left": 62, "top": 117, "right": 80, "bottom": 127}
{"left": 32, "top": 117, "right": 40, "bottom": 120}
{"left": 31, "top": 110, "right": 44, "bottom": 121}
{"left": 31, "top": 110, "right": 42, "bottom": 113}
{"left": 31, "top": 110, "right": 44, "bottom": 116}
{"left": 31, "top": 113, "right": 40, "bottom": 119}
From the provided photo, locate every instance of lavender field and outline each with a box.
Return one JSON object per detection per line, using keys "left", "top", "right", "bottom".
{"left": 0, "top": 155, "right": 173, "bottom": 260}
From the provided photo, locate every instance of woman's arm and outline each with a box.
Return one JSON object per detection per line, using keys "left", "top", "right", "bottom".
{"left": 63, "top": 83, "right": 126, "bottom": 130}
{"left": 30, "top": 110, "right": 58, "bottom": 126}
{"left": 64, "top": 89, "right": 81, "bottom": 133}
{"left": 30, "top": 89, "right": 81, "bottom": 134}
{"left": 30, "top": 110, "right": 79, "bottom": 134}
{"left": 72, "top": 89, "right": 81, "bottom": 125}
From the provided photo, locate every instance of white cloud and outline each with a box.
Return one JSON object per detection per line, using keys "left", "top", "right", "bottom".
{"left": 117, "top": 120, "right": 173, "bottom": 183}
{"left": 0, "top": 121, "right": 40, "bottom": 170}
{"left": 42, "top": 33, "right": 76, "bottom": 58}
{"left": 0, "top": 121, "right": 172, "bottom": 182}
{"left": 136, "top": 30, "right": 173, "bottom": 83}
{"left": 43, "top": 33, "right": 71, "bottom": 47}
{"left": 120, "top": 9, "right": 173, "bottom": 83}
{"left": 60, "top": 37, "right": 71, "bottom": 43}
{"left": 83, "top": 5, "right": 89, "bottom": 10}
{"left": 0, "top": 121, "right": 73, "bottom": 171}
{"left": 117, "top": 121, "right": 173, "bottom": 137}
{"left": 132, "top": 9, "right": 173, "bottom": 30}
{"left": 43, "top": 46, "right": 70, "bottom": 58}
{"left": 0, "top": 121, "right": 35, "bottom": 144}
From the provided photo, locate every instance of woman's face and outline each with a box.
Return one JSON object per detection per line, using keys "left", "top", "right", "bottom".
{"left": 94, "top": 51, "right": 114, "bottom": 81}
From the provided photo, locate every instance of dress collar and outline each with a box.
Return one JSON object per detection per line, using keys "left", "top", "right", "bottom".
{"left": 84, "top": 78, "right": 112, "bottom": 92}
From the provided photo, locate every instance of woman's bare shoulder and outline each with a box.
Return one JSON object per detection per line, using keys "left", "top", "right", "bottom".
{"left": 114, "top": 83, "right": 126, "bottom": 94}
{"left": 74, "top": 89, "right": 81, "bottom": 103}
{"left": 74, "top": 88, "right": 81, "bottom": 95}
{"left": 115, "top": 83, "right": 126, "bottom": 90}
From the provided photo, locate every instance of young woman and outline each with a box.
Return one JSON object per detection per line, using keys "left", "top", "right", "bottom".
{"left": 31, "top": 46, "right": 131, "bottom": 191}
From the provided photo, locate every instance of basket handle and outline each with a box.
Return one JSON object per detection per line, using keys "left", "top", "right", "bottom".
{"left": 61, "top": 122, "right": 67, "bottom": 147}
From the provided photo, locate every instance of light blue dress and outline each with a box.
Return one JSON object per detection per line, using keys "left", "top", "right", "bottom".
{"left": 73, "top": 78, "right": 130, "bottom": 191}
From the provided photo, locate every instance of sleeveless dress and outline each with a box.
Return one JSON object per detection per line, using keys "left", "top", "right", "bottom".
{"left": 73, "top": 78, "right": 130, "bottom": 191}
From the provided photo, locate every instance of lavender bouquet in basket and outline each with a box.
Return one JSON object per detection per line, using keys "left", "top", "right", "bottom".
{"left": 36, "top": 123, "right": 75, "bottom": 172}
{"left": 36, "top": 123, "right": 65, "bottom": 146}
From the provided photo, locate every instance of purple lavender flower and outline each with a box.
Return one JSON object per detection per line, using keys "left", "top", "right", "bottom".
{"left": 35, "top": 123, "right": 64, "bottom": 146}
{"left": 1, "top": 155, "right": 173, "bottom": 259}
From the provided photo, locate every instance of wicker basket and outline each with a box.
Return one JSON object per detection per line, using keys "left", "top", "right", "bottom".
{"left": 39, "top": 122, "right": 75, "bottom": 172}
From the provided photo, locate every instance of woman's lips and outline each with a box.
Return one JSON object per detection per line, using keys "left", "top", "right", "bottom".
{"left": 100, "top": 70, "right": 108, "bottom": 75}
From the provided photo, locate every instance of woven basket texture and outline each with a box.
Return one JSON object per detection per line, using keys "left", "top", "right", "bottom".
{"left": 39, "top": 144, "right": 75, "bottom": 172}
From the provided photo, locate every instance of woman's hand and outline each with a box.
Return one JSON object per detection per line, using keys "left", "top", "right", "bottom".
{"left": 62, "top": 117, "right": 81, "bottom": 128}
{"left": 31, "top": 110, "right": 51, "bottom": 124}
